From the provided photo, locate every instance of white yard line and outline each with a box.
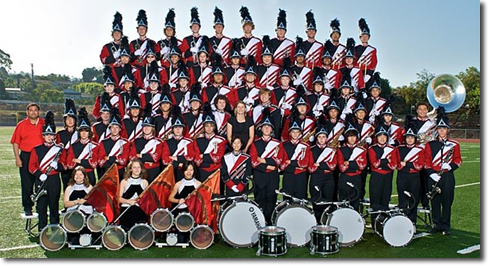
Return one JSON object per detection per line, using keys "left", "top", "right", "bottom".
{"left": 0, "top": 196, "right": 21, "bottom": 200}
{"left": 0, "top": 244, "right": 39, "bottom": 252}
{"left": 457, "top": 244, "right": 480, "bottom": 254}
{"left": 413, "top": 232, "right": 430, "bottom": 239}
{"left": 391, "top": 181, "right": 480, "bottom": 198}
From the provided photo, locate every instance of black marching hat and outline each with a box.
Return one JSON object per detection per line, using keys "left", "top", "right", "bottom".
{"left": 165, "top": 8, "right": 176, "bottom": 29}
{"left": 244, "top": 55, "right": 257, "bottom": 75}
{"left": 214, "top": 6, "right": 224, "bottom": 26}
{"left": 190, "top": 7, "right": 200, "bottom": 27}
{"left": 159, "top": 84, "right": 173, "bottom": 105}
{"left": 77, "top": 107, "right": 91, "bottom": 130}
{"left": 276, "top": 9, "right": 287, "bottom": 30}
{"left": 202, "top": 102, "right": 216, "bottom": 125}
{"left": 136, "top": 9, "right": 148, "bottom": 28}
{"left": 120, "top": 36, "right": 131, "bottom": 57}
{"left": 358, "top": 18, "right": 370, "bottom": 36}
{"left": 345, "top": 38, "right": 356, "bottom": 58}
{"left": 148, "top": 61, "right": 161, "bottom": 83}
{"left": 128, "top": 87, "right": 141, "bottom": 109}
{"left": 436, "top": 107, "right": 450, "bottom": 128}
{"left": 42, "top": 111, "right": 56, "bottom": 135}
{"left": 295, "top": 36, "right": 305, "bottom": 57}
{"left": 100, "top": 93, "right": 113, "bottom": 113}
{"left": 103, "top": 65, "right": 116, "bottom": 86}
{"left": 330, "top": 19, "right": 341, "bottom": 37}
{"left": 109, "top": 107, "right": 122, "bottom": 127}
{"left": 305, "top": 10, "right": 316, "bottom": 31}
{"left": 261, "top": 35, "right": 272, "bottom": 56}
{"left": 64, "top": 98, "right": 77, "bottom": 119}
{"left": 112, "top": 12, "right": 123, "bottom": 33}
{"left": 189, "top": 83, "right": 202, "bottom": 103}
{"left": 230, "top": 38, "right": 242, "bottom": 59}
{"left": 404, "top": 115, "right": 418, "bottom": 137}
{"left": 171, "top": 105, "right": 185, "bottom": 128}
{"left": 141, "top": 104, "right": 154, "bottom": 127}
{"left": 240, "top": 6, "right": 254, "bottom": 26}
{"left": 259, "top": 107, "right": 275, "bottom": 129}
{"left": 315, "top": 116, "right": 328, "bottom": 137}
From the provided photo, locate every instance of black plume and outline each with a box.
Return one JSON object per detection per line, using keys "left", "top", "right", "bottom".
{"left": 130, "top": 87, "right": 139, "bottom": 99}
{"left": 161, "top": 83, "right": 170, "bottom": 92}
{"left": 101, "top": 92, "right": 110, "bottom": 104}
{"left": 330, "top": 18, "right": 340, "bottom": 29}
{"left": 262, "top": 35, "right": 271, "bottom": 47}
{"left": 113, "top": 12, "right": 123, "bottom": 31}
{"left": 405, "top": 115, "right": 413, "bottom": 129}
{"left": 149, "top": 61, "right": 159, "bottom": 75}
{"left": 171, "top": 104, "right": 182, "bottom": 118}
{"left": 277, "top": 9, "right": 287, "bottom": 28}
{"left": 316, "top": 114, "right": 327, "bottom": 128}
{"left": 295, "top": 36, "right": 303, "bottom": 49}
{"left": 45, "top": 111, "right": 55, "bottom": 125}
{"left": 345, "top": 113, "right": 355, "bottom": 125}
{"left": 358, "top": 18, "right": 369, "bottom": 32}
{"left": 240, "top": 6, "right": 252, "bottom": 21}
{"left": 214, "top": 6, "right": 224, "bottom": 24}
{"left": 232, "top": 38, "right": 241, "bottom": 52}
{"left": 346, "top": 38, "right": 355, "bottom": 50}
{"left": 296, "top": 84, "right": 306, "bottom": 97}
{"left": 170, "top": 36, "right": 177, "bottom": 47}
{"left": 306, "top": 10, "right": 316, "bottom": 29}
{"left": 330, "top": 88, "right": 338, "bottom": 98}
{"left": 143, "top": 103, "right": 152, "bottom": 118}
{"left": 247, "top": 54, "right": 256, "bottom": 66}
{"left": 103, "top": 65, "right": 112, "bottom": 76}
{"left": 165, "top": 8, "right": 175, "bottom": 24}
{"left": 136, "top": 9, "right": 148, "bottom": 25}
{"left": 191, "top": 7, "right": 199, "bottom": 21}
{"left": 121, "top": 36, "right": 129, "bottom": 49}
{"left": 202, "top": 102, "right": 212, "bottom": 114}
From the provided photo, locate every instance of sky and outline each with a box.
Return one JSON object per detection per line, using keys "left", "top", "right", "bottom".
{"left": 0, "top": 0, "right": 480, "bottom": 87}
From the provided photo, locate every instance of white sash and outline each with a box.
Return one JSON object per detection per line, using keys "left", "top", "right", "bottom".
{"left": 348, "top": 147, "right": 364, "bottom": 161}
{"left": 39, "top": 146, "right": 62, "bottom": 172}
{"left": 317, "top": 147, "right": 336, "bottom": 164}
{"left": 403, "top": 146, "right": 423, "bottom": 162}
{"left": 273, "top": 39, "right": 294, "bottom": 59}
{"left": 305, "top": 42, "right": 323, "bottom": 65}
{"left": 140, "top": 139, "right": 160, "bottom": 154}
{"left": 241, "top": 37, "right": 261, "bottom": 57}
{"left": 108, "top": 139, "right": 126, "bottom": 157}
{"left": 260, "top": 140, "right": 281, "bottom": 158}
{"left": 173, "top": 138, "right": 192, "bottom": 156}
{"left": 291, "top": 143, "right": 308, "bottom": 161}
{"left": 203, "top": 137, "right": 224, "bottom": 154}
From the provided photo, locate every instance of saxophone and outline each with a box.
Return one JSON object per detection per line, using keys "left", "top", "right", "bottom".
{"left": 328, "top": 126, "right": 345, "bottom": 148}
{"left": 427, "top": 145, "right": 455, "bottom": 200}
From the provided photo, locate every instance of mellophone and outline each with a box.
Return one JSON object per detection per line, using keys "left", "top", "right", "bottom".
{"left": 39, "top": 192, "right": 416, "bottom": 254}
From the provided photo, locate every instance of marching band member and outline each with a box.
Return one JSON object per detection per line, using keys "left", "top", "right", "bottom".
{"left": 202, "top": 57, "right": 238, "bottom": 109}
{"left": 221, "top": 137, "right": 252, "bottom": 197}
{"left": 337, "top": 71, "right": 357, "bottom": 120}
{"left": 118, "top": 159, "right": 149, "bottom": 231}
{"left": 251, "top": 89, "right": 282, "bottom": 139}
{"left": 129, "top": 105, "right": 163, "bottom": 183}
{"left": 213, "top": 95, "right": 232, "bottom": 139}
{"left": 355, "top": 18, "right": 378, "bottom": 84}
{"left": 336, "top": 123, "right": 367, "bottom": 211}
{"left": 96, "top": 108, "right": 130, "bottom": 181}
{"left": 189, "top": 36, "right": 212, "bottom": 87}
{"left": 303, "top": 10, "right": 323, "bottom": 69}
{"left": 307, "top": 68, "right": 331, "bottom": 118}
{"left": 319, "top": 48, "right": 341, "bottom": 91}
{"left": 193, "top": 104, "right": 227, "bottom": 182}
{"left": 238, "top": 7, "right": 262, "bottom": 65}
{"left": 154, "top": 86, "right": 174, "bottom": 141}
{"left": 158, "top": 9, "right": 183, "bottom": 68}
{"left": 184, "top": 85, "right": 204, "bottom": 140}
{"left": 122, "top": 88, "right": 143, "bottom": 142}
{"left": 92, "top": 67, "right": 124, "bottom": 120}
{"left": 425, "top": 109, "right": 462, "bottom": 235}
{"left": 339, "top": 38, "right": 365, "bottom": 93}
{"left": 291, "top": 37, "right": 313, "bottom": 90}
{"left": 308, "top": 117, "right": 338, "bottom": 221}
{"left": 270, "top": 9, "right": 295, "bottom": 66}
{"left": 139, "top": 44, "right": 168, "bottom": 91}
{"left": 324, "top": 97, "right": 345, "bottom": 147}
{"left": 130, "top": 10, "right": 157, "bottom": 68}
{"left": 112, "top": 37, "right": 143, "bottom": 91}
{"left": 379, "top": 100, "right": 404, "bottom": 147}
{"left": 161, "top": 106, "right": 195, "bottom": 180}
{"left": 396, "top": 117, "right": 425, "bottom": 223}
{"left": 236, "top": 56, "right": 261, "bottom": 112}
{"left": 165, "top": 42, "right": 184, "bottom": 88}
{"left": 227, "top": 101, "right": 255, "bottom": 152}
{"left": 210, "top": 7, "right": 233, "bottom": 65}
{"left": 92, "top": 94, "right": 113, "bottom": 144}
{"left": 181, "top": 7, "right": 206, "bottom": 67}
{"left": 66, "top": 108, "right": 99, "bottom": 185}
{"left": 224, "top": 39, "right": 245, "bottom": 90}
{"left": 257, "top": 36, "right": 280, "bottom": 89}
{"left": 119, "top": 64, "right": 143, "bottom": 110}
{"left": 280, "top": 86, "right": 316, "bottom": 143}
{"left": 100, "top": 12, "right": 123, "bottom": 65}
{"left": 249, "top": 109, "right": 285, "bottom": 224}
{"left": 29, "top": 111, "right": 64, "bottom": 232}
{"left": 271, "top": 57, "right": 296, "bottom": 117}
{"left": 324, "top": 19, "right": 345, "bottom": 70}
{"left": 365, "top": 72, "right": 386, "bottom": 123}
{"left": 56, "top": 99, "right": 78, "bottom": 190}
{"left": 140, "top": 61, "right": 163, "bottom": 115}
{"left": 280, "top": 115, "right": 312, "bottom": 199}
{"left": 368, "top": 125, "right": 399, "bottom": 221}
{"left": 172, "top": 68, "right": 192, "bottom": 112}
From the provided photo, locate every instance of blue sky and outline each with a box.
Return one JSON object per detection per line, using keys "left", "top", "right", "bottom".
{"left": 1, "top": 0, "right": 480, "bottom": 87}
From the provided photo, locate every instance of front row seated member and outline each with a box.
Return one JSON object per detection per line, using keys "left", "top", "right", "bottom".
{"left": 221, "top": 136, "right": 252, "bottom": 197}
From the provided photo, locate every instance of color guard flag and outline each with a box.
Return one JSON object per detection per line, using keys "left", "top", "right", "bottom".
{"left": 138, "top": 165, "right": 175, "bottom": 216}
{"left": 84, "top": 163, "right": 120, "bottom": 223}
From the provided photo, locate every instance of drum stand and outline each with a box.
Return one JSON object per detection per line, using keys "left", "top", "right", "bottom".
{"left": 20, "top": 213, "right": 39, "bottom": 236}
{"left": 155, "top": 242, "right": 189, "bottom": 248}
{"left": 417, "top": 207, "right": 433, "bottom": 228}
{"left": 67, "top": 243, "right": 103, "bottom": 250}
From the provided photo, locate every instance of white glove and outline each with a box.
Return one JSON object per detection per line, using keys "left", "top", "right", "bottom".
{"left": 293, "top": 79, "right": 302, "bottom": 86}
{"left": 215, "top": 47, "right": 223, "bottom": 55}
{"left": 362, "top": 91, "right": 368, "bottom": 99}
{"left": 40, "top": 174, "right": 48, "bottom": 182}
{"left": 161, "top": 47, "right": 170, "bottom": 55}
{"left": 442, "top": 163, "right": 452, "bottom": 171}
{"left": 365, "top": 137, "right": 372, "bottom": 144}
{"left": 50, "top": 162, "right": 58, "bottom": 169}
{"left": 430, "top": 173, "right": 441, "bottom": 182}
{"left": 113, "top": 50, "right": 121, "bottom": 59}
{"left": 190, "top": 46, "right": 198, "bottom": 54}
{"left": 231, "top": 185, "right": 239, "bottom": 193}
{"left": 240, "top": 48, "right": 249, "bottom": 56}
{"left": 134, "top": 49, "right": 143, "bottom": 56}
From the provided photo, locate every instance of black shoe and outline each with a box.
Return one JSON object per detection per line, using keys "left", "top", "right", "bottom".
{"left": 428, "top": 227, "right": 438, "bottom": 234}
{"left": 24, "top": 208, "right": 33, "bottom": 216}
{"left": 442, "top": 230, "right": 451, "bottom": 236}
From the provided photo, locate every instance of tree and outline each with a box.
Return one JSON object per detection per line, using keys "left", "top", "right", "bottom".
{"left": 73, "top": 82, "right": 104, "bottom": 95}
{"left": 456, "top": 67, "right": 480, "bottom": 116}
{"left": 82, "top": 67, "right": 102, "bottom": 82}
{"left": 393, "top": 69, "right": 435, "bottom": 115}
{"left": 0, "top": 49, "right": 13, "bottom": 71}
{"left": 0, "top": 78, "right": 7, "bottom": 99}
{"left": 40, "top": 89, "right": 64, "bottom": 103}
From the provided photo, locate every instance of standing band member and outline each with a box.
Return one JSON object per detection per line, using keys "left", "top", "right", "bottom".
{"left": 57, "top": 99, "right": 78, "bottom": 190}
{"left": 325, "top": 19, "right": 345, "bottom": 70}
{"left": 159, "top": 9, "right": 183, "bottom": 68}
{"left": 11, "top": 103, "right": 44, "bottom": 216}
{"left": 221, "top": 137, "right": 252, "bottom": 197}
{"left": 181, "top": 7, "right": 204, "bottom": 66}
{"left": 122, "top": 88, "right": 143, "bottom": 143}
{"left": 239, "top": 6, "right": 262, "bottom": 65}
{"left": 270, "top": 9, "right": 295, "bottom": 66}
{"left": 100, "top": 12, "right": 123, "bottom": 65}
{"left": 355, "top": 18, "right": 378, "bottom": 84}
{"left": 303, "top": 10, "right": 323, "bottom": 69}
{"left": 130, "top": 9, "right": 156, "bottom": 67}
{"left": 210, "top": 7, "right": 233, "bottom": 65}
{"left": 365, "top": 72, "right": 386, "bottom": 124}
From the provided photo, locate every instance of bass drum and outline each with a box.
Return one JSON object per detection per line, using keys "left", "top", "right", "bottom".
{"left": 272, "top": 201, "right": 317, "bottom": 247}
{"left": 102, "top": 225, "right": 127, "bottom": 250}
{"left": 321, "top": 206, "right": 364, "bottom": 247}
{"left": 62, "top": 210, "right": 86, "bottom": 233}
{"left": 86, "top": 212, "right": 107, "bottom": 233}
{"left": 190, "top": 225, "right": 215, "bottom": 250}
{"left": 39, "top": 224, "right": 67, "bottom": 251}
{"left": 128, "top": 223, "right": 155, "bottom": 250}
{"left": 219, "top": 200, "right": 266, "bottom": 248}
{"left": 374, "top": 212, "right": 415, "bottom": 247}
{"left": 150, "top": 208, "right": 174, "bottom": 232}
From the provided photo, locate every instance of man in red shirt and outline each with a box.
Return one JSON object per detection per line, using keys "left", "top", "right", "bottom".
{"left": 10, "top": 103, "right": 45, "bottom": 215}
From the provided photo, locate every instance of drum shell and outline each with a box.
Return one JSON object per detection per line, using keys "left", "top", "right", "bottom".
{"left": 321, "top": 206, "right": 365, "bottom": 247}
{"left": 39, "top": 224, "right": 67, "bottom": 251}
{"left": 258, "top": 226, "right": 287, "bottom": 256}
{"left": 102, "top": 225, "right": 127, "bottom": 251}
{"left": 128, "top": 223, "right": 155, "bottom": 250}
{"left": 374, "top": 213, "right": 415, "bottom": 247}
{"left": 190, "top": 225, "right": 215, "bottom": 250}
{"left": 150, "top": 208, "right": 174, "bottom": 232}
{"left": 272, "top": 202, "right": 316, "bottom": 247}
{"left": 86, "top": 212, "right": 107, "bottom": 233}
{"left": 62, "top": 210, "right": 86, "bottom": 233}
{"left": 310, "top": 225, "right": 339, "bottom": 255}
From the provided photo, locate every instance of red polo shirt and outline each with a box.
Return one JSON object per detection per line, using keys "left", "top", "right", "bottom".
{"left": 10, "top": 117, "right": 45, "bottom": 152}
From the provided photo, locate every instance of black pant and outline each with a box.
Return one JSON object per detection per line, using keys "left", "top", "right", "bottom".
{"left": 19, "top": 151, "right": 35, "bottom": 211}
{"left": 60, "top": 169, "right": 73, "bottom": 191}
{"left": 338, "top": 174, "right": 361, "bottom": 211}
{"left": 397, "top": 172, "right": 420, "bottom": 223}
{"left": 283, "top": 172, "right": 308, "bottom": 199}
{"left": 430, "top": 172, "right": 455, "bottom": 232}
{"left": 369, "top": 171, "right": 393, "bottom": 224}
{"left": 332, "top": 168, "right": 340, "bottom": 201}
{"left": 310, "top": 172, "right": 335, "bottom": 223}
{"left": 146, "top": 166, "right": 161, "bottom": 184}
{"left": 360, "top": 168, "right": 369, "bottom": 201}
{"left": 87, "top": 170, "right": 96, "bottom": 186}
{"left": 253, "top": 170, "right": 279, "bottom": 225}
{"left": 36, "top": 174, "right": 61, "bottom": 231}
{"left": 419, "top": 169, "right": 430, "bottom": 208}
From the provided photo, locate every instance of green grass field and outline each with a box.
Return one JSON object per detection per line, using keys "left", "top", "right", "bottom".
{"left": 0, "top": 127, "right": 480, "bottom": 258}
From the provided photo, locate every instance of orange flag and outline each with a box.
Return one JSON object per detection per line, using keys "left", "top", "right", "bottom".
{"left": 185, "top": 169, "right": 221, "bottom": 232}
{"left": 84, "top": 163, "right": 120, "bottom": 223}
{"left": 138, "top": 165, "right": 175, "bottom": 216}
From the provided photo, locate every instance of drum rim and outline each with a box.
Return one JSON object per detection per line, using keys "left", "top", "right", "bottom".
{"left": 78, "top": 233, "right": 93, "bottom": 247}
{"left": 380, "top": 214, "right": 415, "bottom": 247}
{"left": 259, "top": 226, "right": 286, "bottom": 235}
{"left": 101, "top": 225, "right": 127, "bottom": 251}
{"left": 175, "top": 212, "right": 195, "bottom": 232}
{"left": 272, "top": 203, "right": 316, "bottom": 247}
{"left": 128, "top": 223, "right": 155, "bottom": 250}
{"left": 86, "top": 212, "right": 108, "bottom": 233}
{"left": 272, "top": 201, "right": 313, "bottom": 223}
{"left": 39, "top": 224, "right": 67, "bottom": 252}
{"left": 218, "top": 201, "right": 265, "bottom": 248}
{"left": 190, "top": 225, "right": 215, "bottom": 250}
{"left": 62, "top": 210, "right": 86, "bottom": 233}
{"left": 150, "top": 208, "right": 174, "bottom": 232}
{"left": 312, "top": 224, "right": 339, "bottom": 234}
{"left": 258, "top": 231, "right": 288, "bottom": 256}
{"left": 325, "top": 208, "right": 365, "bottom": 247}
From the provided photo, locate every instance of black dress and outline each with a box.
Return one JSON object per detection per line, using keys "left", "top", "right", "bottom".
{"left": 228, "top": 115, "right": 254, "bottom": 151}
{"left": 119, "top": 178, "right": 148, "bottom": 231}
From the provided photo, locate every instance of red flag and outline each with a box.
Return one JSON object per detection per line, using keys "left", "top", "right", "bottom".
{"left": 185, "top": 170, "right": 221, "bottom": 232}
{"left": 84, "top": 164, "right": 120, "bottom": 223}
{"left": 138, "top": 165, "right": 175, "bottom": 216}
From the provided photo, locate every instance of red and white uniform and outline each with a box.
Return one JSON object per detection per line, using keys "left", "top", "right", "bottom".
{"left": 355, "top": 44, "right": 378, "bottom": 83}
{"left": 424, "top": 138, "right": 462, "bottom": 173}
{"left": 239, "top": 36, "right": 262, "bottom": 65}
{"left": 337, "top": 144, "right": 367, "bottom": 175}
{"left": 92, "top": 93, "right": 124, "bottom": 120}
{"left": 303, "top": 39, "right": 324, "bottom": 69}
{"left": 161, "top": 136, "right": 195, "bottom": 166}
{"left": 368, "top": 144, "right": 400, "bottom": 174}
{"left": 271, "top": 37, "right": 295, "bottom": 66}
{"left": 257, "top": 64, "right": 281, "bottom": 89}
{"left": 397, "top": 144, "right": 425, "bottom": 173}
{"left": 210, "top": 35, "right": 233, "bottom": 65}
{"left": 322, "top": 68, "right": 341, "bottom": 92}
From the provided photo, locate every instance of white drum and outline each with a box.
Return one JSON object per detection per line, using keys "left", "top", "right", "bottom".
{"left": 374, "top": 213, "right": 415, "bottom": 247}
{"left": 272, "top": 202, "right": 317, "bottom": 247}
{"left": 322, "top": 207, "right": 365, "bottom": 247}
{"left": 219, "top": 200, "right": 266, "bottom": 248}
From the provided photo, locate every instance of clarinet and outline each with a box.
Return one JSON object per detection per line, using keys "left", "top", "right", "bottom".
{"left": 31, "top": 144, "right": 64, "bottom": 203}
{"left": 427, "top": 146, "right": 455, "bottom": 200}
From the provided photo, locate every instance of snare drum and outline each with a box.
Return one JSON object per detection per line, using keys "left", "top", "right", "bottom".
{"left": 102, "top": 225, "right": 127, "bottom": 250}
{"left": 62, "top": 210, "right": 86, "bottom": 233}
{"left": 310, "top": 225, "right": 339, "bottom": 255}
{"left": 257, "top": 226, "right": 287, "bottom": 257}
{"left": 150, "top": 208, "right": 174, "bottom": 232}
{"left": 219, "top": 199, "right": 266, "bottom": 248}
{"left": 128, "top": 223, "right": 155, "bottom": 250}
{"left": 39, "top": 224, "right": 67, "bottom": 251}
{"left": 86, "top": 212, "right": 107, "bottom": 233}
{"left": 175, "top": 212, "right": 195, "bottom": 232}
{"left": 272, "top": 202, "right": 316, "bottom": 247}
{"left": 190, "top": 225, "right": 214, "bottom": 250}
{"left": 321, "top": 206, "right": 364, "bottom": 247}
{"left": 374, "top": 212, "right": 415, "bottom": 247}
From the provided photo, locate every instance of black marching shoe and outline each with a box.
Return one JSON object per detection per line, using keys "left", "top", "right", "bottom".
{"left": 428, "top": 226, "right": 438, "bottom": 234}
{"left": 24, "top": 208, "right": 33, "bottom": 216}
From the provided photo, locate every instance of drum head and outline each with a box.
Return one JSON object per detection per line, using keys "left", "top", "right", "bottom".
{"left": 39, "top": 224, "right": 67, "bottom": 251}
{"left": 312, "top": 225, "right": 338, "bottom": 234}
{"left": 327, "top": 208, "right": 364, "bottom": 247}
{"left": 274, "top": 204, "right": 316, "bottom": 247}
{"left": 62, "top": 210, "right": 86, "bottom": 233}
{"left": 102, "top": 225, "right": 127, "bottom": 250}
{"left": 150, "top": 208, "right": 174, "bottom": 232}
{"left": 87, "top": 212, "right": 107, "bottom": 233}
{"left": 383, "top": 215, "right": 415, "bottom": 247}
{"left": 219, "top": 201, "right": 266, "bottom": 247}
{"left": 128, "top": 224, "right": 155, "bottom": 250}
{"left": 175, "top": 213, "right": 195, "bottom": 232}
{"left": 190, "top": 225, "right": 214, "bottom": 250}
